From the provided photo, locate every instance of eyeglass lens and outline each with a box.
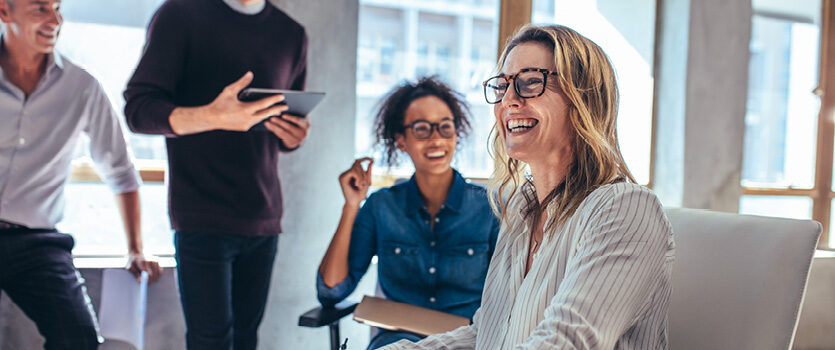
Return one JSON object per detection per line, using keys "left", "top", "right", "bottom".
{"left": 485, "top": 70, "right": 547, "bottom": 103}
{"left": 411, "top": 120, "right": 456, "bottom": 139}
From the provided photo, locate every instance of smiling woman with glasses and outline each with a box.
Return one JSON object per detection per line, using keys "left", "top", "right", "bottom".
{"left": 316, "top": 76, "right": 500, "bottom": 349}
{"left": 383, "top": 25, "right": 674, "bottom": 350}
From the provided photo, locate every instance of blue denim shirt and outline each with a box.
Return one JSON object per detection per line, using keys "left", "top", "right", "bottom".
{"left": 317, "top": 170, "right": 499, "bottom": 319}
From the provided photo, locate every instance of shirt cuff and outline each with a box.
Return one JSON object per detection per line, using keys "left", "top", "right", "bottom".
{"left": 316, "top": 271, "right": 352, "bottom": 306}
{"left": 147, "top": 101, "right": 178, "bottom": 137}
{"left": 103, "top": 167, "right": 142, "bottom": 194}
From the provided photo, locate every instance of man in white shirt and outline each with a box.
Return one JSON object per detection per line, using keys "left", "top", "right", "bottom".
{"left": 0, "top": 0, "right": 161, "bottom": 348}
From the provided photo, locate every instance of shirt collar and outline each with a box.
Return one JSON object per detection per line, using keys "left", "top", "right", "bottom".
{"left": 404, "top": 169, "right": 467, "bottom": 214}
{"left": 221, "top": 0, "right": 266, "bottom": 15}
{"left": 0, "top": 34, "right": 64, "bottom": 78}
{"left": 47, "top": 51, "right": 64, "bottom": 71}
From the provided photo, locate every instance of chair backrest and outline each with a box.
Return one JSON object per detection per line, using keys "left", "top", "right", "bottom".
{"left": 665, "top": 208, "right": 820, "bottom": 350}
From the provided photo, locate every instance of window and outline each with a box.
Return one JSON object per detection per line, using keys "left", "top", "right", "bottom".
{"left": 531, "top": 0, "right": 657, "bottom": 185}
{"left": 55, "top": 0, "right": 172, "bottom": 256}
{"left": 739, "top": 0, "right": 830, "bottom": 248}
{"left": 356, "top": 0, "right": 501, "bottom": 179}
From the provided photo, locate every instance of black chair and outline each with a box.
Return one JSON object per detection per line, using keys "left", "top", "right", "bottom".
{"left": 298, "top": 300, "right": 359, "bottom": 350}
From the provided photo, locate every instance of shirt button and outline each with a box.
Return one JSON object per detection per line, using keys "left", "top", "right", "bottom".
{"left": 428, "top": 267, "right": 436, "bottom": 274}
{"left": 434, "top": 217, "right": 440, "bottom": 223}
{"left": 425, "top": 220, "right": 429, "bottom": 225}
{"left": 467, "top": 248, "right": 474, "bottom": 256}
{"left": 440, "top": 204, "right": 445, "bottom": 209}
{"left": 430, "top": 241, "right": 436, "bottom": 247}
{"left": 18, "top": 138, "right": 25, "bottom": 146}
{"left": 394, "top": 247, "right": 401, "bottom": 254}
{"left": 429, "top": 297, "right": 436, "bottom": 303}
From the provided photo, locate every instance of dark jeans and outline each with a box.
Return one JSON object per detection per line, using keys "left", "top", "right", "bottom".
{"left": 0, "top": 229, "right": 100, "bottom": 349}
{"left": 367, "top": 330, "right": 423, "bottom": 349}
{"left": 175, "top": 231, "right": 279, "bottom": 350}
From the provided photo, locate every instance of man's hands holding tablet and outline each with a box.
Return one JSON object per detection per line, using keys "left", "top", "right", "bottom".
{"left": 264, "top": 113, "right": 310, "bottom": 149}
{"left": 168, "top": 71, "right": 313, "bottom": 149}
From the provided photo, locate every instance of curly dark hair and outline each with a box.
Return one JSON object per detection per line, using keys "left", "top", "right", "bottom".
{"left": 373, "top": 76, "right": 472, "bottom": 166}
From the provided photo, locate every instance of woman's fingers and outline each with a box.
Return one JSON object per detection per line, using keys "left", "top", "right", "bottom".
{"left": 363, "top": 159, "right": 374, "bottom": 186}
{"left": 353, "top": 157, "right": 373, "bottom": 186}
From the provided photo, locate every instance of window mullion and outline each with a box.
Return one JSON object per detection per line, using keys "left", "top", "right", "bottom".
{"left": 813, "top": 0, "right": 835, "bottom": 248}
{"left": 498, "top": 0, "right": 532, "bottom": 60}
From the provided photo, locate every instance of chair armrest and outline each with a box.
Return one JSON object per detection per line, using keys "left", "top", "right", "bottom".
{"left": 298, "top": 300, "right": 359, "bottom": 327}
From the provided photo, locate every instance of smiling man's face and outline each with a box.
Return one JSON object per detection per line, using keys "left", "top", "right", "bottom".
{"left": 0, "top": 0, "right": 63, "bottom": 54}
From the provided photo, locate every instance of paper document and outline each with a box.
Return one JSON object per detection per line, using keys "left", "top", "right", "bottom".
{"left": 99, "top": 268, "right": 148, "bottom": 350}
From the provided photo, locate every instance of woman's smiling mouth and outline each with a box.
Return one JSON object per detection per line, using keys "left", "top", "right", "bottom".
{"left": 507, "top": 118, "right": 539, "bottom": 133}
{"left": 425, "top": 150, "right": 447, "bottom": 159}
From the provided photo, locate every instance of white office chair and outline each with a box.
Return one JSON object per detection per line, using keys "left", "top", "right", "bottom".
{"left": 665, "top": 208, "right": 821, "bottom": 350}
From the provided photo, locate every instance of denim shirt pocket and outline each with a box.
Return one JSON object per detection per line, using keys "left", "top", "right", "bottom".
{"left": 441, "top": 242, "right": 490, "bottom": 293}
{"left": 378, "top": 241, "right": 423, "bottom": 288}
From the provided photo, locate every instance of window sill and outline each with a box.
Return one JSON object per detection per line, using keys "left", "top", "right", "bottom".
{"left": 73, "top": 255, "right": 176, "bottom": 269}
{"left": 814, "top": 249, "right": 835, "bottom": 258}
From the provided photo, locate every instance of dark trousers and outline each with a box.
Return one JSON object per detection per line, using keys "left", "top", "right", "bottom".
{"left": 174, "top": 231, "right": 279, "bottom": 350}
{"left": 0, "top": 229, "right": 100, "bottom": 349}
{"left": 367, "top": 330, "right": 423, "bottom": 349}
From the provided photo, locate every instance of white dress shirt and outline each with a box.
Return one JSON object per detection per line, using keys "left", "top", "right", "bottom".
{"left": 221, "top": 0, "right": 265, "bottom": 15}
{"left": 384, "top": 182, "right": 675, "bottom": 350}
{"left": 0, "top": 51, "right": 141, "bottom": 229}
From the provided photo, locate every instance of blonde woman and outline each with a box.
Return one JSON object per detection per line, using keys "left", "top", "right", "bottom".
{"left": 383, "top": 25, "right": 675, "bottom": 350}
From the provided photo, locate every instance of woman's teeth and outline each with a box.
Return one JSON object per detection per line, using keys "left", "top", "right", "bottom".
{"left": 426, "top": 150, "right": 446, "bottom": 159}
{"left": 507, "top": 119, "right": 538, "bottom": 133}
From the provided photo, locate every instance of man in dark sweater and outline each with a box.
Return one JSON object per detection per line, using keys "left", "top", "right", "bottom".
{"left": 123, "top": 0, "right": 309, "bottom": 349}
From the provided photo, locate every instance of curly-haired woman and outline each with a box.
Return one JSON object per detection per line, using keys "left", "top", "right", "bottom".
{"left": 317, "top": 76, "right": 500, "bottom": 349}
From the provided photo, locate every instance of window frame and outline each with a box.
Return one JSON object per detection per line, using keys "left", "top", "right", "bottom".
{"left": 67, "top": 0, "right": 665, "bottom": 255}
{"left": 741, "top": 1, "right": 835, "bottom": 250}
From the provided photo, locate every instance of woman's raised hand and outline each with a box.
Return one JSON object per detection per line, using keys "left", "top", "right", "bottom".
{"left": 339, "top": 157, "right": 374, "bottom": 207}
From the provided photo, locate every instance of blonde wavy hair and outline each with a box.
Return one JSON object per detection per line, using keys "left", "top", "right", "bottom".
{"left": 487, "top": 24, "right": 635, "bottom": 233}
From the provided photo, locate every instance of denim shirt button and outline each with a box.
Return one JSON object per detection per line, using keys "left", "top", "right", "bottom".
{"left": 434, "top": 217, "right": 440, "bottom": 223}
{"left": 430, "top": 241, "right": 436, "bottom": 247}
{"left": 429, "top": 267, "right": 436, "bottom": 274}
{"left": 394, "top": 247, "right": 401, "bottom": 255}
{"left": 467, "top": 248, "right": 474, "bottom": 256}
{"left": 430, "top": 297, "right": 436, "bottom": 303}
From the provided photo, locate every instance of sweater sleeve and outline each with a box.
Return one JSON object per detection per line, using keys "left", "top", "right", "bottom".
{"left": 279, "top": 28, "right": 309, "bottom": 152}
{"left": 290, "top": 28, "right": 308, "bottom": 91}
{"left": 123, "top": 0, "right": 188, "bottom": 137}
{"left": 316, "top": 195, "right": 378, "bottom": 306}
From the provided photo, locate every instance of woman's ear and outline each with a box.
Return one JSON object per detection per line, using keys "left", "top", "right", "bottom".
{"left": 395, "top": 133, "right": 406, "bottom": 151}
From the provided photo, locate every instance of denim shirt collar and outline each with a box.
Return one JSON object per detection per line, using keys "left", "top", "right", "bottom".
{"left": 405, "top": 169, "right": 467, "bottom": 214}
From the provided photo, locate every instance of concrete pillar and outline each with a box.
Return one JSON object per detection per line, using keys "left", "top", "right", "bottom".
{"left": 653, "top": 0, "right": 751, "bottom": 212}
{"left": 260, "top": 1, "right": 360, "bottom": 349}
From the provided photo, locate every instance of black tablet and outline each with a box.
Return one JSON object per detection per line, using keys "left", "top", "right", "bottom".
{"left": 238, "top": 88, "right": 326, "bottom": 131}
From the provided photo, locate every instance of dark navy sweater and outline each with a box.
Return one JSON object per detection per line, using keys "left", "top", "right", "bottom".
{"left": 124, "top": 0, "right": 307, "bottom": 236}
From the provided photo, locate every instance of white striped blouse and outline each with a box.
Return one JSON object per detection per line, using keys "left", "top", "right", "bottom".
{"left": 382, "top": 182, "right": 675, "bottom": 350}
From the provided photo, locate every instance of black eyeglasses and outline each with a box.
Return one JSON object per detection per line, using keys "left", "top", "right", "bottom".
{"left": 403, "top": 119, "right": 456, "bottom": 139}
{"left": 483, "top": 68, "right": 559, "bottom": 104}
